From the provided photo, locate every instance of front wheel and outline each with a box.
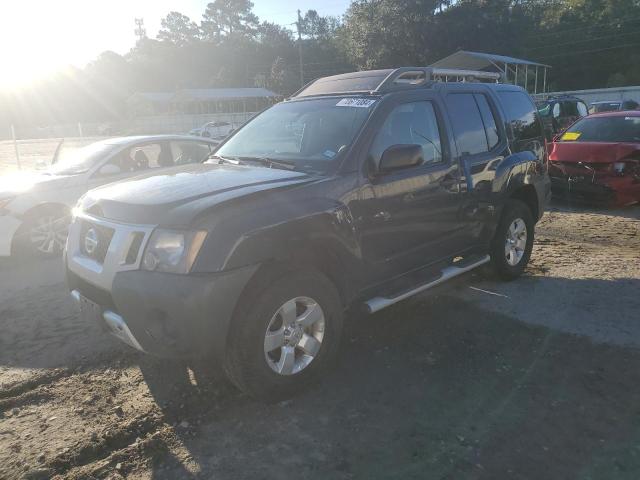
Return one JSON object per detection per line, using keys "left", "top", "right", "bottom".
{"left": 224, "top": 268, "right": 343, "bottom": 401}
{"left": 489, "top": 199, "right": 535, "bottom": 280}
{"left": 15, "top": 209, "right": 70, "bottom": 257}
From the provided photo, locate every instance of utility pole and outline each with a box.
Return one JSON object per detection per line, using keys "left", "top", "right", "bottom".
{"left": 296, "top": 9, "right": 304, "bottom": 87}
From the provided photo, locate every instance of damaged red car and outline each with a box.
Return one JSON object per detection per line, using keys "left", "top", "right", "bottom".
{"left": 548, "top": 111, "right": 640, "bottom": 206}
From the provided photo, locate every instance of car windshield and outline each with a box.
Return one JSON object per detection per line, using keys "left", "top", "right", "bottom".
{"left": 48, "top": 141, "right": 117, "bottom": 175}
{"left": 591, "top": 102, "right": 620, "bottom": 113}
{"left": 560, "top": 115, "right": 640, "bottom": 142}
{"left": 213, "top": 98, "right": 374, "bottom": 172}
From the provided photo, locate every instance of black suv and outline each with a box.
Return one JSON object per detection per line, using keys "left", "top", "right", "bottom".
{"left": 66, "top": 68, "right": 551, "bottom": 399}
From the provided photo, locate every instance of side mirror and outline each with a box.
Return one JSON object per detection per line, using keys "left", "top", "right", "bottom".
{"left": 377, "top": 144, "right": 423, "bottom": 174}
{"left": 98, "top": 164, "right": 122, "bottom": 176}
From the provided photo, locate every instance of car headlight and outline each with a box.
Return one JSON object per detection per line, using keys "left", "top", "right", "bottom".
{"left": 142, "top": 229, "right": 208, "bottom": 274}
{"left": 613, "top": 162, "right": 626, "bottom": 174}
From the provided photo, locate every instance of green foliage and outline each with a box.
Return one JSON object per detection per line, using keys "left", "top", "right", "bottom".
{"left": 157, "top": 12, "right": 201, "bottom": 46}
{"left": 201, "top": 0, "right": 259, "bottom": 42}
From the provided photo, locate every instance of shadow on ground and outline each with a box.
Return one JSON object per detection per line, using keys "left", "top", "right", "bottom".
{"left": 135, "top": 292, "right": 640, "bottom": 480}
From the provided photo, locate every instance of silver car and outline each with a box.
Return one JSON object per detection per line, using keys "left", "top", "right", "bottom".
{"left": 0, "top": 135, "right": 219, "bottom": 257}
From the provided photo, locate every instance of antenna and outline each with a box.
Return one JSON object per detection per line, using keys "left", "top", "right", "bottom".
{"left": 134, "top": 18, "right": 147, "bottom": 42}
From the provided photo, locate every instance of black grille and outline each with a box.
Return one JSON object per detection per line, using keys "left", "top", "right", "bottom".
{"left": 80, "top": 221, "right": 114, "bottom": 263}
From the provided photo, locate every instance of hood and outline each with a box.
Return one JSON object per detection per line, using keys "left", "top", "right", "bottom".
{"left": 0, "top": 171, "right": 74, "bottom": 198}
{"left": 550, "top": 142, "right": 640, "bottom": 164}
{"left": 81, "top": 162, "right": 315, "bottom": 225}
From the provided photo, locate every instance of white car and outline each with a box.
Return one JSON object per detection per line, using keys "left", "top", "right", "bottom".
{"left": 0, "top": 135, "right": 219, "bottom": 257}
{"left": 189, "top": 121, "right": 234, "bottom": 140}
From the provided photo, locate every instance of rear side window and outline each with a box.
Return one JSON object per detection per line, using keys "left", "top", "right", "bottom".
{"left": 474, "top": 94, "right": 500, "bottom": 149}
{"left": 445, "top": 93, "right": 489, "bottom": 156}
{"left": 171, "top": 141, "right": 212, "bottom": 165}
{"left": 497, "top": 91, "right": 543, "bottom": 142}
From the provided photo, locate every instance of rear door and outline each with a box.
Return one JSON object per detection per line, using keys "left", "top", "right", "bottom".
{"left": 443, "top": 89, "right": 510, "bottom": 245}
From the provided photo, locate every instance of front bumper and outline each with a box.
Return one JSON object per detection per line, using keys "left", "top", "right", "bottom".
{"left": 0, "top": 215, "right": 22, "bottom": 256}
{"left": 68, "top": 265, "right": 257, "bottom": 358}
{"left": 66, "top": 212, "right": 258, "bottom": 359}
{"left": 550, "top": 175, "right": 640, "bottom": 206}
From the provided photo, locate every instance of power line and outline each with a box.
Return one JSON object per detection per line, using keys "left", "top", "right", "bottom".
{"left": 537, "top": 42, "right": 640, "bottom": 60}
{"left": 526, "top": 30, "right": 640, "bottom": 52}
{"left": 522, "top": 13, "right": 640, "bottom": 40}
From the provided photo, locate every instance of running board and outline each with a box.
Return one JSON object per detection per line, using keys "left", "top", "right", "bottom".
{"left": 364, "top": 255, "right": 491, "bottom": 314}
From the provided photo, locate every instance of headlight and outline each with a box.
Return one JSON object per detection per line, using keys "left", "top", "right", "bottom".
{"left": 613, "top": 162, "right": 626, "bottom": 174}
{"left": 142, "top": 229, "right": 208, "bottom": 274}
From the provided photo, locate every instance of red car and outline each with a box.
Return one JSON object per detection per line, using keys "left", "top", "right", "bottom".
{"left": 548, "top": 111, "right": 640, "bottom": 206}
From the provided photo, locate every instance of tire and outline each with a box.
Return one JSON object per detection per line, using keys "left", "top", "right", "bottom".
{"left": 14, "top": 207, "right": 70, "bottom": 258}
{"left": 489, "top": 199, "right": 535, "bottom": 280}
{"left": 224, "top": 267, "right": 343, "bottom": 401}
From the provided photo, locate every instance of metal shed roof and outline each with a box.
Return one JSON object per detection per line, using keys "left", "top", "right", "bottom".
{"left": 431, "top": 50, "right": 551, "bottom": 70}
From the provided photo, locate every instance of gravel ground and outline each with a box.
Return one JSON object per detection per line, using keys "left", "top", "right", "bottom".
{"left": 0, "top": 202, "right": 639, "bottom": 480}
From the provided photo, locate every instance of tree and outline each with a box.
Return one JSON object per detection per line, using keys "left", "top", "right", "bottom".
{"left": 341, "top": 0, "right": 441, "bottom": 69}
{"left": 201, "top": 0, "right": 259, "bottom": 42}
{"left": 300, "top": 10, "right": 340, "bottom": 40}
{"left": 157, "top": 12, "right": 200, "bottom": 46}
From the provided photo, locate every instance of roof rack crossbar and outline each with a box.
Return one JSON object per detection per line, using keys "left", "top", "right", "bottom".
{"left": 373, "top": 67, "right": 502, "bottom": 94}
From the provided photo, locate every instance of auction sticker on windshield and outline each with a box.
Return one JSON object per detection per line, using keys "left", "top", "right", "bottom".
{"left": 336, "top": 98, "right": 376, "bottom": 108}
{"left": 561, "top": 132, "right": 581, "bottom": 141}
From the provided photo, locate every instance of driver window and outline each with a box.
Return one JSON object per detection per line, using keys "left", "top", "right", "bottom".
{"left": 369, "top": 101, "right": 443, "bottom": 169}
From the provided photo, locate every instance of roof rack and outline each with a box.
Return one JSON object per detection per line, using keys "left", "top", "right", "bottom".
{"left": 292, "top": 67, "right": 503, "bottom": 98}
{"left": 375, "top": 67, "right": 501, "bottom": 94}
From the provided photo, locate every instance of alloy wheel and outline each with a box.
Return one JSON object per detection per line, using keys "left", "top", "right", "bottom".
{"left": 263, "top": 296, "right": 326, "bottom": 376}
{"left": 29, "top": 215, "right": 69, "bottom": 255}
{"left": 504, "top": 217, "right": 527, "bottom": 267}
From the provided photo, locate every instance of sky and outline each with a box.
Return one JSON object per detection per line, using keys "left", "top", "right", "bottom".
{"left": 0, "top": 0, "right": 351, "bottom": 89}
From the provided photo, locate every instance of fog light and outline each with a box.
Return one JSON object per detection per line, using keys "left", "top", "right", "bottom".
{"left": 143, "top": 251, "right": 159, "bottom": 271}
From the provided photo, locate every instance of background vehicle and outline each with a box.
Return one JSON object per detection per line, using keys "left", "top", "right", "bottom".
{"left": 66, "top": 68, "right": 550, "bottom": 400}
{"left": 589, "top": 100, "right": 640, "bottom": 114}
{"left": 0, "top": 135, "right": 219, "bottom": 257}
{"left": 548, "top": 110, "right": 640, "bottom": 206}
{"left": 537, "top": 95, "right": 589, "bottom": 140}
{"left": 189, "top": 121, "right": 235, "bottom": 139}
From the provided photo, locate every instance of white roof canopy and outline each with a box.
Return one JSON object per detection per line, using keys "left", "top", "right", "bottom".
{"left": 431, "top": 50, "right": 551, "bottom": 93}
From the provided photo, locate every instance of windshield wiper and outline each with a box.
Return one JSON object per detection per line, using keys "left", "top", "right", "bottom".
{"left": 209, "top": 154, "right": 242, "bottom": 165}
{"left": 238, "top": 156, "right": 296, "bottom": 171}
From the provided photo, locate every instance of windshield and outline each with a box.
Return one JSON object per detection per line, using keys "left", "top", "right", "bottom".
{"left": 48, "top": 141, "right": 117, "bottom": 175}
{"left": 213, "top": 98, "right": 374, "bottom": 171}
{"left": 560, "top": 115, "right": 640, "bottom": 142}
{"left": 590, "top": 102, "right": 620, "bottom": 113}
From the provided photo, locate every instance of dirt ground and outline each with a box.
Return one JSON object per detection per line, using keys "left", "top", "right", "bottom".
{"left": 1, "top": 202, "right": 639, "bottom": 480}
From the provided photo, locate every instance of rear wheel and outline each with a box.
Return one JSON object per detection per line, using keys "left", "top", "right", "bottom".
{"left": 224, "top": 268, "right": 343, "bottom": 401}
{"left": 490, "top": 199, "right": 535, "bottom": 280}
